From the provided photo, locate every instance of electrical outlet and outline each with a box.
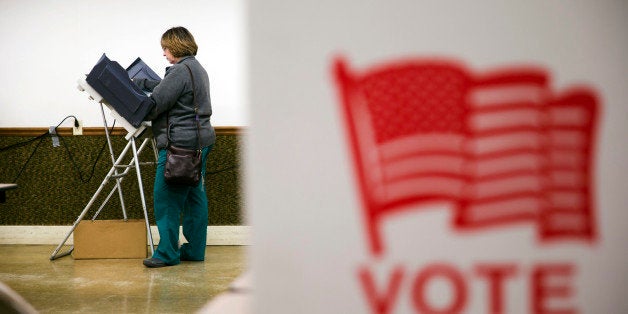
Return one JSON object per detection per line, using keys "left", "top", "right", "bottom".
{"left": 73, "top": 120, "right": 83, "bottom": 135}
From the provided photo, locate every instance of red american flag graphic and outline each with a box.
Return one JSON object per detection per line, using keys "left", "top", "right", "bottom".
{"left": 333, "top": 57, "right": 599, "bottom": 257}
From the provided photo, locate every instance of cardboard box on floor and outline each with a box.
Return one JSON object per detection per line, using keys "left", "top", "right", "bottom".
{"left": 73, "top": 219, "right": 147, "bottom": 259}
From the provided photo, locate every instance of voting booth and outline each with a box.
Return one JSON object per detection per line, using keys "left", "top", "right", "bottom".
{"left": 50, "top": 55, "right": 161, "bottom": 260}
{"left": 85, "top": 54, "right": 156, "bottom": 128}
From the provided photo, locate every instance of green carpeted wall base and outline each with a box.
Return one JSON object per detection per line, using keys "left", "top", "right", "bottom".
{"left": 0, "top": 132, "right": 242, "bottom": 226}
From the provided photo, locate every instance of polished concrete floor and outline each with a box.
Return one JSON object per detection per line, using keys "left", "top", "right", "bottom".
{"left": 0, "top": 245, "right": 247, "bottom": 313}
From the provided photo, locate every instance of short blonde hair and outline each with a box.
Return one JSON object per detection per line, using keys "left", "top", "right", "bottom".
{"left": 161, "top": 26, "right": 198, "bottom": 58}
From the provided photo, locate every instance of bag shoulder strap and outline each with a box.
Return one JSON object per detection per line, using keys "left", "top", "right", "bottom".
{"left": 166, "top": 63, "right": 201, "bottom": 151}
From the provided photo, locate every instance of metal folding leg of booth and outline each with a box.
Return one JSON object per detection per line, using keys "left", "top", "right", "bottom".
{"left": 49, "top": 79, "right": 156, "bottom": 260}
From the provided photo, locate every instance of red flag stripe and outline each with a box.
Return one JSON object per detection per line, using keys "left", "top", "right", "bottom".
{"left": 548, "top": 130, "right": 589, "bottom": 148}
{"left": 549, "top": 151, "right": 586, "bottom": 168}
{"left": 469, "top": 153, "right": 542, "bottom": 178}
{"left": 466, "top": 174, "right": 544, "bottom": 200}
{"left": 383, "top": 177, "right": 466, "bottom": 203}
{"left": 542, "top": 213, "right": 589, "bottom": 233}
{"left": 468, "top": 85, "right": 547, "bottom": 108}
{"left": 465, "top": 197, "right": 541, "bottom": 223}
{"left": 469, "top": 108, "right": 544, "bottom": 132}
{"left": 467, "top": 132, "right": 544, "bottom": 156}
{"left": 378, "top": 133, "right": 465, "bottom": 161}
{"left": 548, "top": 107, "right": 591, "bottom": 126}
{"left": 549, "top": 192, "right": 586, "bottom": 208}
{"left": 382, "top": 155, "right": 465, "bottom": 182}
{"left": 549, "top": 171, "right": 586, "bottom": 188}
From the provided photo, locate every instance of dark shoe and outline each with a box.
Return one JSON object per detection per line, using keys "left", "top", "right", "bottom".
{"left": 180, "top": 253, "right": 204, "bottom": 262}
{"left": 143, "top": 258, "right": 167, "bottom": 268}
{"left": 180, "top": 257, "right": 204, "bottom": 262}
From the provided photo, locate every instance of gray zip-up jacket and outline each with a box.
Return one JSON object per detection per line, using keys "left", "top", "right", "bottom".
{"left": 134, "top": 56, "right": 216, "bottom": 150}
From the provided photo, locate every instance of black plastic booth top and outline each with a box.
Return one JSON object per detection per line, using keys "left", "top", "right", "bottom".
{"left": 126, "top": 57, "right": 162, "bottom": 82}
{"left": 86, "top": 54, "right": 160, "bottom": 127}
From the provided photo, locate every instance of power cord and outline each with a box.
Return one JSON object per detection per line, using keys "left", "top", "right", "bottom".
{"left": 10, "top": 134, "right": 46, "bottom": 183}
{"left": 0, "top": 115, "right": 112, "bottom": 183}
{"left": 1, "top": 116, "right": 239, "bottom": 183}
{"left": 207, "top": 164, "right": 238, "bottom": 175}
{"left": 0, "top": 115, "right": 77, "bottom": 154}
{"left": 57, "top": 119, "right": 115, "bottom": 183}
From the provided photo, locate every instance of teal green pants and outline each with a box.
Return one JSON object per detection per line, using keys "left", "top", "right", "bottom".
{"left": 152, "top": 145, "right": 212, "bottom": 265}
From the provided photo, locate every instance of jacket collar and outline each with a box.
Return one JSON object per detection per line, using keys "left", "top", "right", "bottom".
{"left": 177, "top": 55, "right": 195, "bottom": 64}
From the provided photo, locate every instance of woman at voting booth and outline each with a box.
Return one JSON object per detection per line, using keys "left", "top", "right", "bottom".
{"left": 133, "top": 26, "right": 216, "bottom": 268}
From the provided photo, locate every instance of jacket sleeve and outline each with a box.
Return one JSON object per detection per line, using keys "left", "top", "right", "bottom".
{"left": 133, "top": 78, "right": 160, "bottom": 92}
{"left": 145, "top": 66, "right": 186, "bottom": 121}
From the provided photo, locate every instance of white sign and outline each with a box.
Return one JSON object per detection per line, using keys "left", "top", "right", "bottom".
{"left": 247, "top": 1, "right": 628, "bottom": 313}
